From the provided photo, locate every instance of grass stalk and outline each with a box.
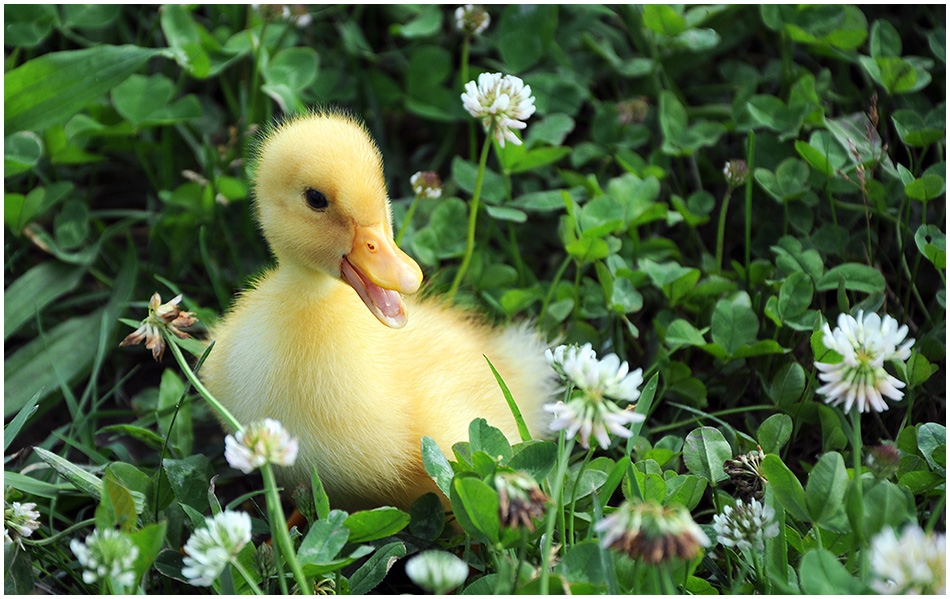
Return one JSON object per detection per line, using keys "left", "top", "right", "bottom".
{"left": 447, "top": 129, "right": 493, "bottom": 302}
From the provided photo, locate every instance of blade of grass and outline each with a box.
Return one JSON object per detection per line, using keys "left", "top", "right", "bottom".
{"left": 485, "top": 355, "right": 533, "bottom": 443}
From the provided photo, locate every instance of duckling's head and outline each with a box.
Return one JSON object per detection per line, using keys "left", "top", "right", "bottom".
{"left": 253, "top": 110, "right": 423, "bottom": 328}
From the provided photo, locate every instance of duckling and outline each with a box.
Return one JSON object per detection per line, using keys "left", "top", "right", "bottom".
{"left": 201, "top": 110, "right": 557, "bottom": 512}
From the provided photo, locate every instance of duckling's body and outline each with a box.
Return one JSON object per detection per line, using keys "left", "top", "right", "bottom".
{"left": 201, "top": 110, "right": 556, "bottom": 511}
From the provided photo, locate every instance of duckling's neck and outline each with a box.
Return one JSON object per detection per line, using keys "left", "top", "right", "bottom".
{"left": 271, "top": 258, "right": 342, "bottom": 300}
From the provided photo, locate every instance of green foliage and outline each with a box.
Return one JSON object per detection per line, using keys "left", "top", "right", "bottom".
{"left": 4, "top": 4, "right": 944, "bottom": 595}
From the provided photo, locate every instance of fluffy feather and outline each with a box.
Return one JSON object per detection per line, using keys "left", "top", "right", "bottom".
{"left": 201, "top": 110, "right": 557, "bottom": 511}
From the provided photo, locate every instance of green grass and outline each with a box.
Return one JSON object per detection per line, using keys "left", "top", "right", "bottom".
{"left": 4, "top": 4, "right": 946, "bottom": 595}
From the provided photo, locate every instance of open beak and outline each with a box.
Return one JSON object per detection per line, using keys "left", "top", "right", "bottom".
{"left": 340, "top": 223, "right": 423, "bottom": 328}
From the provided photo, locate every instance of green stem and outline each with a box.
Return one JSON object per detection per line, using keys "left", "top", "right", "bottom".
{"left": 750, "top": 547, "right": 764, "bottom": 593}
{"left": 660, "top": 562, "right": 677, "bottom": 594}
{"left": 850, "top": 409, "right": 867, "bottom": 579}
{"left": 539, "top": 255, "right": 573, "bottom": 326}
{"left": 230, "top": 557, "right": 265, "bottom": 595}
{"left": 744, "top": 131, "right": 755, "bottom": 287}
{"left": 261, "top": 464, "right": 312, "bottom": 594}
{"left": 715, "top": 188, "right": 733, "bottom": 274}
{"left": 166, "top": 336, "right": 243, "bottom": 433}
{"left": 447, "top": 130, "right": 493, "bottom": 302}
{"left": 567, "top": 447, "right": 595, "bottom": 546}
{"left": 539, "top": 434, "right": 576, "bottom": 595}
{"left": 22, "top": 518, "right": 96, "bottom": 546}
{"left": 395, "top": 195, "right": 421, "bottom": 246}
{"left": 460, "top": 36, "right": 477, "bottom": 162}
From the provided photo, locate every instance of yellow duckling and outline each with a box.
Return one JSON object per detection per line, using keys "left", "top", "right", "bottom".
{"left": 201, "top": 110, "right": 556, "bottom": 511}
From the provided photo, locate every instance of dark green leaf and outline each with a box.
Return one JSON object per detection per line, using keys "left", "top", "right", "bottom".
{"left": 3, "top": 5, "right": 58, "bottom": 48}
{"left": 97, "top": 424, "right": 165, "bottom": 449}
{"left": 497, "top": 5, "right": 557, "bottom": 73}
{"left": 891, "top": 109, "right": 945, "bottom": 147}
{"left": 914, "top": 224, "right": 946, "bottom": 269}
{"left": 799, "top": 548, "right": 863, "bottom": 594}
{"left": 917, "top": 423, "right": 946, "bottom": 473}
{"left": 4, "top": 261, "right": 85, "bottom": 340}
{"left": 163, "top": 455, "right": 214, "bottom": 512}
{"left": 128, "top": 522, "right": 168, "bottom": 586}
{"left": 710, "top": 294, "right": 759, "bottom": 354}
{"left": 565, "top": 237, "right": 610, "bottom": 262}
{"left": 816, "top": 263, "right": 886, "bottom": 293}
{"left": 421, "top": 436, "right": 453, "bottom": 498}
{"left": 862, "top": 481, "right": 914, "bottom": 539}
{"left": 768, "top": 362, "right": 806, "bottom": 407}
{"left": 297, "top": 509, "right": 350, "bottom": 566}
{"left": 468, "top": 418, "right": 512, "bottom": 463}
{"left": 758, "top": 414, "right": 793, "bottom": 453}
{"left": 683, "top": 427, "right": 731, "bottom": 484}
{"left": 409, "top": 493, "right": 445, "bottom": 540}
{"left": 263, "top": 47, "right": 319, "bottom": 91}
{"left": 664, "top": 474, "right": 706, "bottom": 510}
{"left": 643, "top": 4, "right": 687, "bottom": 36}
{"left": 344, "top": 507, "right": 410, "bottom": 543}
{"left": 392, "top": 5, "right": 442, "bottom": 38}
{"left": 804, "top": 452, "right": 849, "bottom": 526}
{"left": 62, "top": 4, "right": 122, "bottom": 29}
{"left": 5, "top": 45, "right": 161, "bottom": 133}
{"left": 451, "top": 476, "right": 500, "bottom": 546}
{"left": 3, "top": 542, "right": 34, "bottom": 594}
{"left": 905, "top": 174, "right": 946, "bottom": 202}
{"left": 508, "top": 441, "right": 557, "bottom": 481}
{"left": 556, "top": 541, "right": 604, "bottom": 584}
{"left": 4, "top": 131, "right": 44, "bottom": 176}
{"left": 761, "top": 454, "right": 810, "bottom": 522}
{"left": 348, "top": 541, "right": 407, "bottom": 594}
{"left": 665, "top": 319, "right": 707, "bottom": 351}
{"left": 869, "top": 19, "right": 901, "bottom": 58}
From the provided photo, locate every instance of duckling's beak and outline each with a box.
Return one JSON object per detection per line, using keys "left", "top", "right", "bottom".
{"left": 341, "top": 223, "right": 423, "bottom": 328}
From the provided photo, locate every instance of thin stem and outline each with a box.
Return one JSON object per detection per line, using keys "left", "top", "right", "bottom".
{"left": 166, "top": 336, "right": 244, "bottom": 433}
{"left": 539, "top": 433, "right": 576, "bottom": 595}
{"left": 261, "top": 463, "right": 312, "bottom": 594}
{"left": 447, "top": 129, "right": 493, "bottom": 302}
{"left": 22, "top": 518, "right": 96, "bottom": 546}
{"left": 849, "top": 409, "right": 868, "bottom": 579}
{"left": 744, "top": 131, "right": 755, "bottom": 287}
{"left": 539, "top": 255, "right": 573, "bottom": 325}
{"left": 567, "top": 447, "right": 595, "bottom": 546}
{"left": 460, "top": 36, "right": 477, "bottom": 162}
{"left": 716, "top": 188, "right": 734, "bottom": 273}
{"left": 395, "top": 195, "right": 421, "bottom": 246}
{"left": 230, "top": 557, "right": 265, "bottom": 595}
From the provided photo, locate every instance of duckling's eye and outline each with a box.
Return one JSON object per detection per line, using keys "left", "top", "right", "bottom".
{"left": 304, "top": 188, "right": 329, "bottom": 211}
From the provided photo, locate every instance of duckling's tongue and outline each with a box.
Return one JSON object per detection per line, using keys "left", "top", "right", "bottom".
{"left": 341, "top": 258, "right": 408, "bottom": 328}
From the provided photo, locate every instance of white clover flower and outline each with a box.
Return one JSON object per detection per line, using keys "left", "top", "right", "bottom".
{"left": 870, "top": 524, "right": 946, "bottom": 595}
{"left": 410, "top": 171, "right": 443, "bottom": 199}
{"left": 225, "top": 418, "right": 299, "bottom": 474}
{"left": 712, "top": 497, "right": 779, "bottom": 552}
{"left": 461, "top": 72, "right": 536, "bottom": 147}
{"left": 181, "top": 510, "right": 253, "bottom": 587}
{"left": 405, "top": 550, "right": 469, "bottom": 594}
{"left": 119, "top": 292, "right": 197, "bottom": 361}
{"left": 70, "top": 528, "right": 140, "bottom": 589}
{"left": 723, "top": 159, "right": 749, "bottom": 188}
{"left": 455, "top": 4, "right": 490, "bottom": 35}
{"left": 595, "top": 501, "right": 709, "bottom": 565}
{"left": 814, "top": 310, "right": 915, "bottom": 413}
{"left": 494, "top": 471, "right": 548, "bottom": 532}
{"left": 5, "top": 501, "right": 41, "bottom": 541}
{"left": 543, "top": 343, "right": 645, "bottom": 449}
